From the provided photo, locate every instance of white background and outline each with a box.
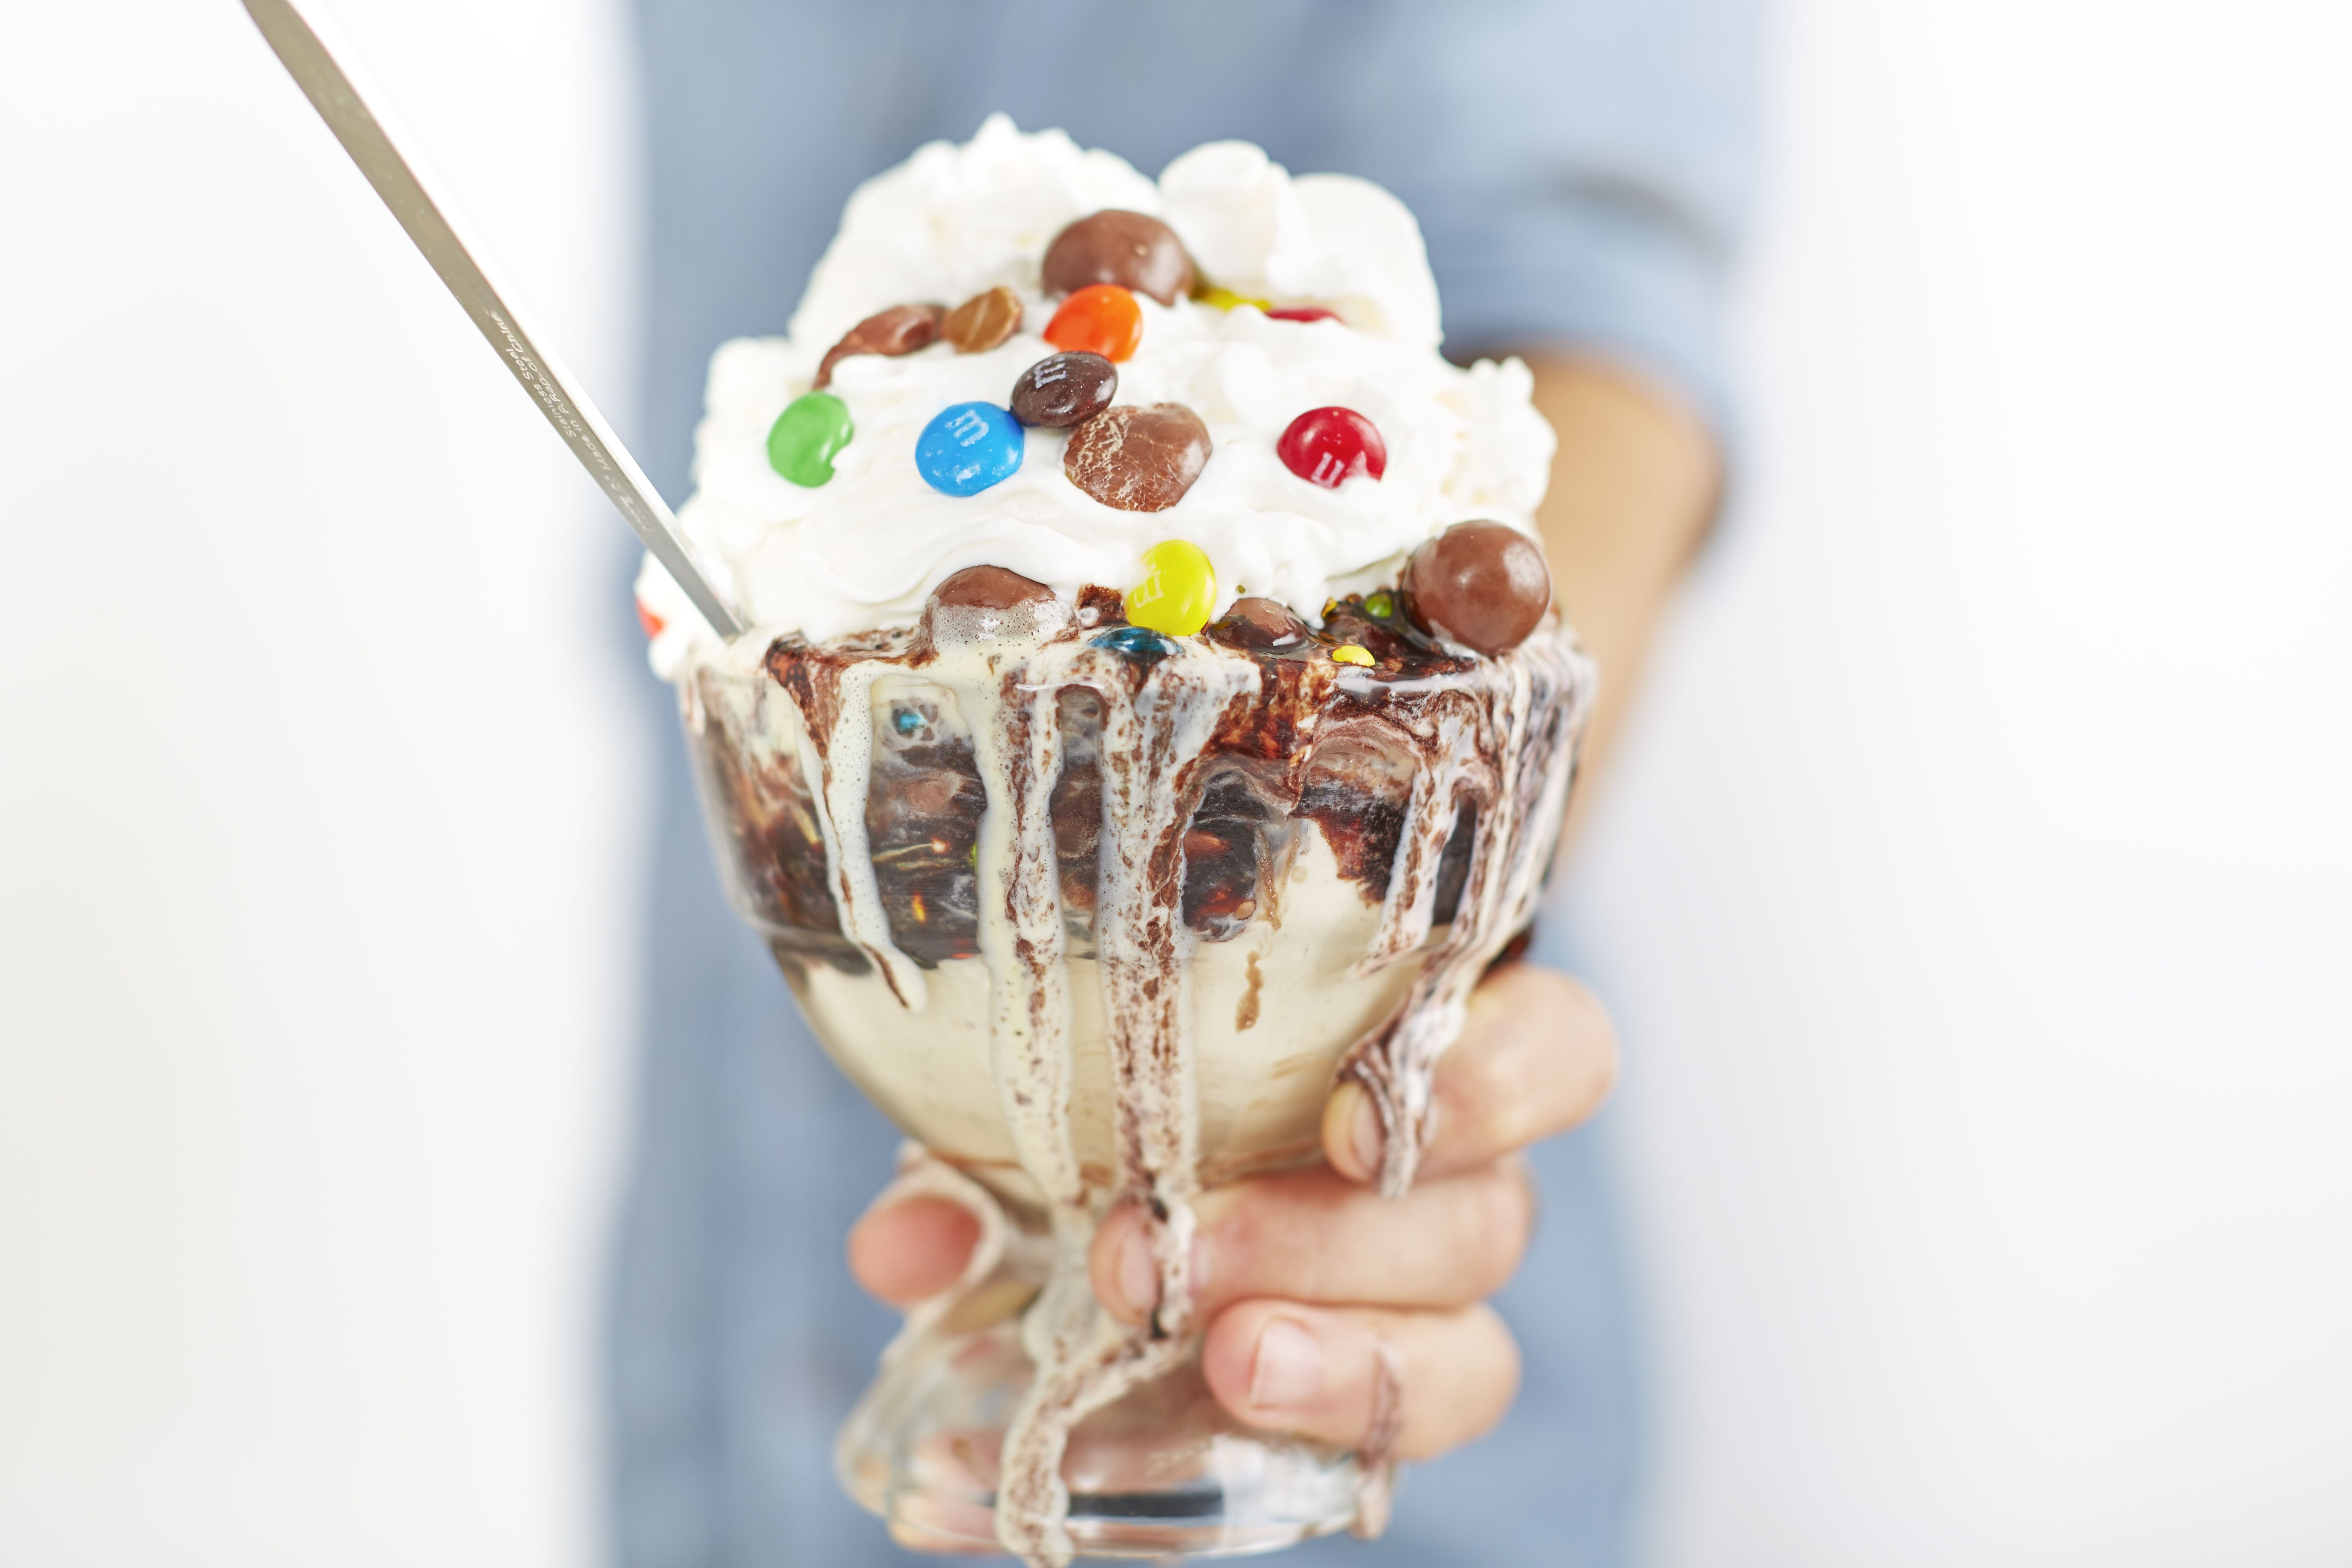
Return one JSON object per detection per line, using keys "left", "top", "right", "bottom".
{"left": 1568, "top": 2, "right": 2352, "bottom": 1563}
{"left": 0, "top": 2, "right": 642, "bottom": 1564}
{"left": 2, "top": 2, "right": 2347, "bottom": 1566}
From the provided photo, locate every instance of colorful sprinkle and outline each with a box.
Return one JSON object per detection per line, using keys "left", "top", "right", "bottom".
{"left": 635, "top": 599, "right": 665, "bottom": 638}
{"left": 1331, "top": 644, "right": 1376, "bottom": 666}
{"left": 1363, "top": 590, "right": 1396, "bottom": 619}
{"left": 768, "top": 391, "right": 854, "bottom": 486}
{"left": 1045, "top": 284, "right": 1144, "bottom": 363}
{"left": 1265, "top": 305, "right": 1341, "bottom": 324}
{"left": 1278, "top": 405, "right": 1387, "bottom": 489}
{"left": 915, "top": 401, "right": 1024, "bottom": 496}
{"left": 1124, "top": 539, "right": 1217, "bottom": 638}
{"left": 1196, "top": 285, "right": 1271, "bottom": 311}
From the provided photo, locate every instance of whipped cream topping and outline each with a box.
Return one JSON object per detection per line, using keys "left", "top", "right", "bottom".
{"left": 638, "top": 116, "right": 1554, "bottom": 672}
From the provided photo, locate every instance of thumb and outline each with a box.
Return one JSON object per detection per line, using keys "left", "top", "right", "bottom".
{"left": 847, "top": 1194, "right": 984, "bottom": 1305}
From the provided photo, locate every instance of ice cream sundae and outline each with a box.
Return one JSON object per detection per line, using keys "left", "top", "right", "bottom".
{"left": 636, "top": 115, "right": 1595, "bottom": 1563}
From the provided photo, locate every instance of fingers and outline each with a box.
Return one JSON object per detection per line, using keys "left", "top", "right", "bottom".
{"left": 847, "top": 1194, "right": 981, "bottom": 1307}
{"left": 1090, "top": 1159, "right": 1534, "bottom": 1325}
{"left": 1201, "top": 1300, "right": 1520, "bottom": 1461}
{"left": 1325, "top": 963, "right": 1617, "bottom": 1184}
{"left": 857, "top": 963, "right": 1605, "bottom": 1313}
{"left": 886, "top": 1520, "right": 998, "bottom": 1556}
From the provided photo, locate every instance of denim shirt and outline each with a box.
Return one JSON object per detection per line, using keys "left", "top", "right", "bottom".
{"left": 611, "top": 5, "right": 1758, "bottom": 1563}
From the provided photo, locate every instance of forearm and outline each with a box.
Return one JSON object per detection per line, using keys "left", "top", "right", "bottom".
{"left": 1523, "top": 354, "right": 1722, "bottom": 832}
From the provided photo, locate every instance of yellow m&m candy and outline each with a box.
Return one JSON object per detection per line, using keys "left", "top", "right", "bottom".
{"left": 1195, "top": 284, "right": 1272, "bottom": 312}
{"left": 1125, "top": 540, "right": 1217, "bottom": 637}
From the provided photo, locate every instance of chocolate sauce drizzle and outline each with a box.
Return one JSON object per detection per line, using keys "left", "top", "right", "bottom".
{"left": 689, "top": 599, "right": 1591, "bottom": 1566}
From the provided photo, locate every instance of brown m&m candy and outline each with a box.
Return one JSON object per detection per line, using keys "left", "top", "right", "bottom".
{"left": 1400, "top": 521, "right": 1553, "bottom": 656}
{"left": 1209, "top": 596, "right": 1311, "bottom": 653}
{"left": 943, "top": 286, "right": 1022, "bottom": 353}
{"left": 815, "top": 303, "right": 945, "bottom": 387}
{"left": 1042, "top": 211, "right": 1195, "bottom": 306}
{"left": 1064, "top": 404, "right": 1212, "bottom": 512}
{"left": 931, "top": 564, "right": 1055, "bottom": 611}
{"left": 925, "top": 564, "right": 1068, "bottom": 645}
{"left": 1010, "top": 352, "right": 1117, "bottom": 428}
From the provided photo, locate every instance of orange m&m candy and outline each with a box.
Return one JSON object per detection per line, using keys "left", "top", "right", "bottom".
{"left": 1044, "top": 284, "right": 1143, "bottom": 363}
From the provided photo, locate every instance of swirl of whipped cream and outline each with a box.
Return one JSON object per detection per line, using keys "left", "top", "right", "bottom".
{"left": 639, "top": 114, "right": 1554, "bottom": 674}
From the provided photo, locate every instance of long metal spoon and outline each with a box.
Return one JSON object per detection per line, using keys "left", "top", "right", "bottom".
{"left": 240, "top": 0, "right": 747, "bottom": 638}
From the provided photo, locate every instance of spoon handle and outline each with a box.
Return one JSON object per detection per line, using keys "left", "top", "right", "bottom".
{"left": 241, "top": 0, "right": 747, "bottom": 638}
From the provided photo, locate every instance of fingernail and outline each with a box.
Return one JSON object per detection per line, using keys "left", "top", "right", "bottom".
{"left": 1345, "top": 1086, "right": 1384, "bottom": 1180}
{"left": 1248, "top": 1317, "right": 1326, "bottom": 1412}
{"left": 1114, "top": 1222, "right": 1159, "bottom": 1318}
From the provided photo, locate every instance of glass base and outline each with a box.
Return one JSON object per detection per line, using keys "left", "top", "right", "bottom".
{"left": 838, "top": 1319, "right": 1370, "bottom": 1559}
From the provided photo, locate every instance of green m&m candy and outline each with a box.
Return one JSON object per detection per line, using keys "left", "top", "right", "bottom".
{"left": 767, "top": 392, "right": 853, "bottom": 486}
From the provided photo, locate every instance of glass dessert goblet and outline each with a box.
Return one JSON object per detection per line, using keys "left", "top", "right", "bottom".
{"left": 674, "top": 582, "right": 1592, "bottom": 1563}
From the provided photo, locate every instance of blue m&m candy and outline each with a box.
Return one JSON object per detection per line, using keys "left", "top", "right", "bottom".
{"left": 916, "top": 401, "right": 1024, "bottom": 496}
{"left": 1092, "top": 625, "right": 1179, "bottom": 663}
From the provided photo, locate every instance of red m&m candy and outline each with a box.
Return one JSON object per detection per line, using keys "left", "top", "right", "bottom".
{"left": 1045, "top": 284, "right": 1144, "bottom": 363}
{"left": 1277, "top": 406, "right": 1386, "bottom": 488}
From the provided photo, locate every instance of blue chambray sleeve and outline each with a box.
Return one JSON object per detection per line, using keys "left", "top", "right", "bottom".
{"left": 1333, "top": 0, "right": 1762, "bottom": 435}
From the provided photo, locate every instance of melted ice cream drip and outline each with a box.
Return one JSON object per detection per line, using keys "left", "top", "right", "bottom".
{"left": 1085, "top": 646, "right": 1259, "bottom": 1343}
{"left": 980, "top": 640, "right": 1261, "bottom": 1560}
{"left": 804, "top": 658, "right": 922, "bottom": 1006}
{"left": 1340, "top": 637, "right": 1589, "bottom": 1197}
{"left": 956, "top": 652, "right": 1100, "bottom": 1566}
{"left": 754, "top": 611, "right": 1590, "bottom": 1566}
{"left": 965, "top": 661, "right": 1082, "bottom": 1206}
{"left": 970, "top": 640, "right": 1257, "bottom": 1567}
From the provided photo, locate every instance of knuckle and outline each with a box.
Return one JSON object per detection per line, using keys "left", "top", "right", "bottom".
{"left": 1432, "top": 1058, "right": 1511, "bottom": 1158}
{"left": 1453, "top": 1164, "right": 1536, "bottom": 1294}
{"left": 1196, "top": 1194, "right": 1266, "bottom": 1301}
{"left": 1501, "top": 1160, "right": 1539, "bottom": 1253}
{"left": 1194, "top": 1170, "right": 1328, "bottom": 1301}
{"left": 1444, "top": 970, "right": 1622, "bottom": 1162}
{"left": 1549, "top": 981, "right": 1620, "bottom": 1109}
{"left": 1571, "top": 980, "right": 1621, "bottom": 1060}
{"left": 1468, "top": 1307, "right": 1524, "bottom": 1433}
{"left": 1399, "top": 1306, "right": 1523, "bottom": 1459}
{"left": 1569, "top": 1015, "right": 1621, "bottom": 1120}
